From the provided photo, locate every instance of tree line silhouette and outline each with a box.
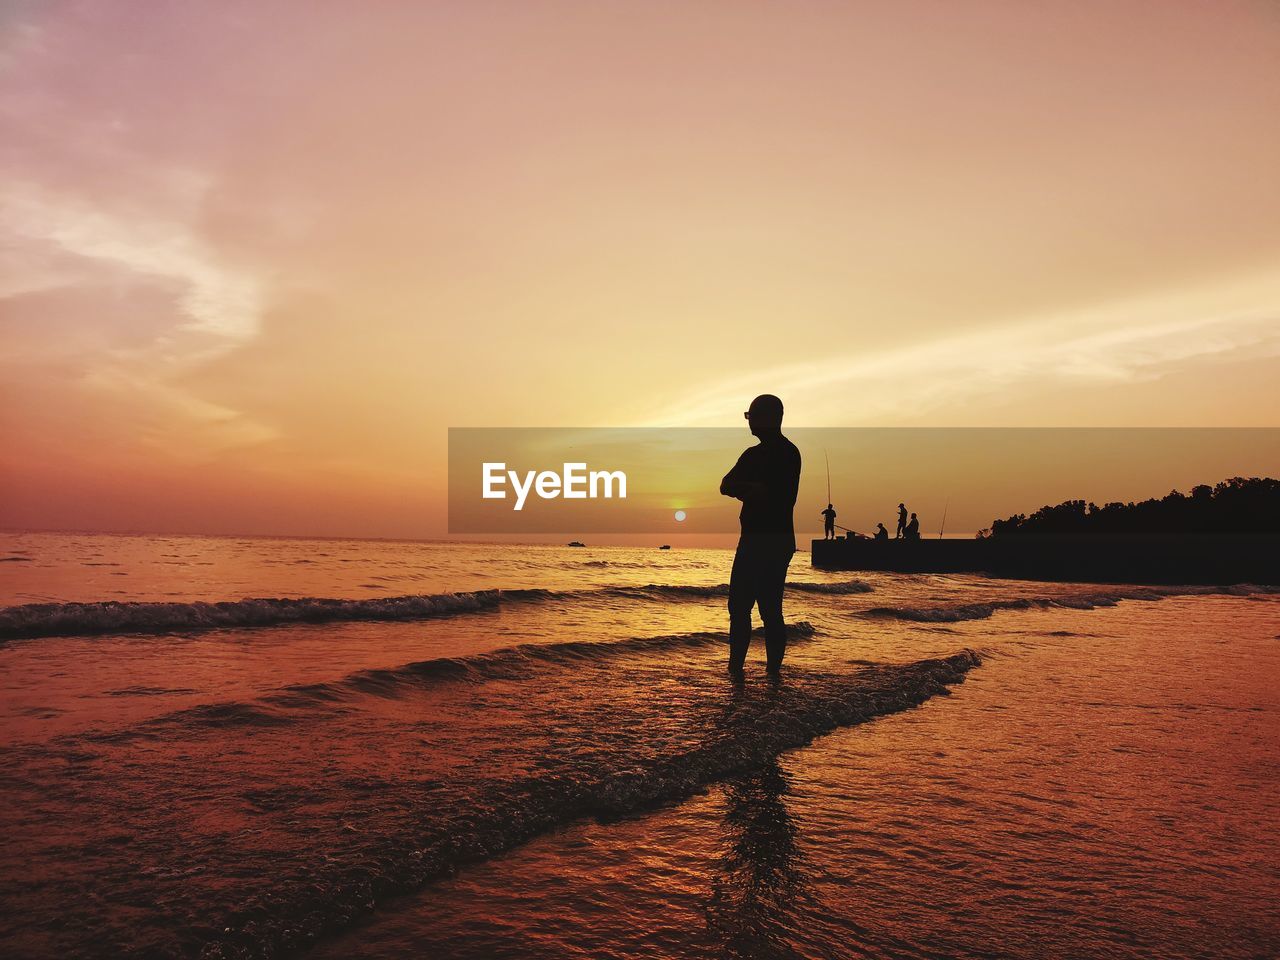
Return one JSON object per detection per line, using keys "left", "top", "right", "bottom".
{"left": 982, "top": 476, "right": 1280, "bottom": 537}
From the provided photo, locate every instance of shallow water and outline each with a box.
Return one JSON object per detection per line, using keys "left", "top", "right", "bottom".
{"left": 0, "top": 533, "right": 1276, "bottom": 958}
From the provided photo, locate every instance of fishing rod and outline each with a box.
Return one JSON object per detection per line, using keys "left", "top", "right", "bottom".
{"left": 938, "top": 498, "right": 950, "bottom": 539}
{"left": 824, "top": 451, "right": 866, "bottom": 536}
{"left": 825, "top": 451, "right": 856, "bottom": 535}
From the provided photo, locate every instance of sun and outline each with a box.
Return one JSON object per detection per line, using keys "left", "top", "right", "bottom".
{"left": 674, "top": 510, "right": 687, "bottom": 522}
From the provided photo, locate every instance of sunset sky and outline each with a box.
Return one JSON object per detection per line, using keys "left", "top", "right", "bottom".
{"left": 2, "top": 1, "right": 1279, "bottom": 539}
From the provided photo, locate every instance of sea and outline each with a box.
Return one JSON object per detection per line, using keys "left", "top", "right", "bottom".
{"left": 0, "top": 531, "right": 1276, "bottom": 959}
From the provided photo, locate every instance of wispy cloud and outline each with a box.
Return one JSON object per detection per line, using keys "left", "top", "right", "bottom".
{"left": 0, "top": 178, "right": 275, "bottom": 453}
{"left": 647, "top": 272, "right": 1280, "bottom": 426}
{"left": 2, "top": 178, "right": 261, "bottom": 344}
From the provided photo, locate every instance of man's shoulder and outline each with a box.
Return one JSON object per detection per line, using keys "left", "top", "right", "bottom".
{"left": 778, "top": 435, "right": 801, "bottom": 463}
{"left": 751, "top": 435, "right": 801, "bottom": 469}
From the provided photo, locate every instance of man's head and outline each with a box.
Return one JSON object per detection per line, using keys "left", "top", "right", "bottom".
{"left": 744, "top": 394, "right": 784, "bottom": 437}
{"left": 827, "top": 503, "right": 833, "bottom": 510}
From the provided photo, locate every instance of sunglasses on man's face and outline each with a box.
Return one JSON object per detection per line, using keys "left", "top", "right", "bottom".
{"left": 743, "top": 411, "right": 752, "bottom": 420}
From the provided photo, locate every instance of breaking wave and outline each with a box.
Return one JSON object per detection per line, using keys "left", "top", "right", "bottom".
{"left": 17, "top": 577, "right": 1262, "bottom": 641}
{"left": 0, "top": 580, "right": 872, "bottom": 641}
{"left": 88, "top": 623, "right": 819, "bottom": 739}
{"left": 862, "top": 584, "right": 1279, "bottom": 623}
{"left": 0, "top": 591, "right": 503, "bottom": 641}
{"left": 790, "top": 579, "right": 875, "bottom": 595}
{"left": 601, "top": 579, "right": 872, "bottom": 600}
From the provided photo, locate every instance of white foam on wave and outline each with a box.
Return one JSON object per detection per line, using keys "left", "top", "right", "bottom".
{"left": 862, "top": 584, "right": 1278, "bottom": 623}
{"left": 0, "top": 591, "right": 503, "bottom": 640}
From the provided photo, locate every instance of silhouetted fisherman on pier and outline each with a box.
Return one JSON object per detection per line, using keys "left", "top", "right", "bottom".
{"left": 721, "top": 394, "right": 801, "bottom": 678}
{"left": 821, "top": 503, "right": 837, "bottom": 540}
{"left": 896, "top": 502, "right": 908, "bottom": 538}
{"left": 904, "top": 512, "right": 920, "bottom": 540}
{"left": 874, "top": 523, "right": 889, "bottom": 540}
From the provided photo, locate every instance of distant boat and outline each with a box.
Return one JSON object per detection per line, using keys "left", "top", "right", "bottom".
{"left": 658, "top": 544, "right": 671, "bottom": 550}
{"left": 567, "top": 541, "right": 586, "bottom": 547}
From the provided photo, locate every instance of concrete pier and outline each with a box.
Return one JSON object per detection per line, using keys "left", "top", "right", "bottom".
{"left": 811, "top": 534, "right": 1280, "bottom": 585}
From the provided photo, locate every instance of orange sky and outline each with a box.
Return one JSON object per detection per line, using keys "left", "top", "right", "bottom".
{"left": 2, "top": 1, "right": 1279, "bottom": 540}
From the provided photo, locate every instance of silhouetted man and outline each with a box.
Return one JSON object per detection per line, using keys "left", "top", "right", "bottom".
{"left": 720, "top": 394, "right": 801, "bottom": 677}
{"left": 821, "top": 503, "right": 837, "bottom": 540}
{"left": 904, "top": 512, "right": 920, "bottom": 540}
{"left": 895, "top": 502, "right": 908, "bottom": 539}
{"left": 874, "top": 523, "right": 889, "bottom": 540}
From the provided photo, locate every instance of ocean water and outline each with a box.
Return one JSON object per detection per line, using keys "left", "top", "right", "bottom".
{"left": 0, "top": 532, "right": 1276, "bottom": 959}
